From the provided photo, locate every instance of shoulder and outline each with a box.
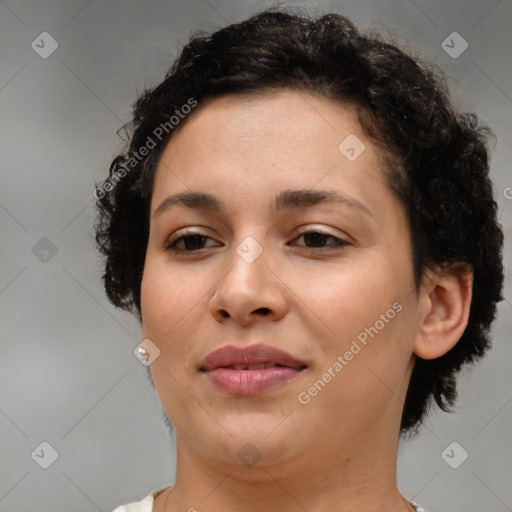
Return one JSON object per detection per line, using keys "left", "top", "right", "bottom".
{"left": 111, "top": 486, "right": 171, "bottom": 512}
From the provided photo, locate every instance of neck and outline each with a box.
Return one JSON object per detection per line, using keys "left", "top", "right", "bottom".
{"left": 157, "top": 430, "right": 413, "bottom": 512}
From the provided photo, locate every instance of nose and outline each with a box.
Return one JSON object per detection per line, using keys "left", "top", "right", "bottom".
{"left": 209, "top": 241, "right": 288, "bottom": 326}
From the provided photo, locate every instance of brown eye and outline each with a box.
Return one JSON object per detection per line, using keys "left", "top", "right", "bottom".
{"left": 292, "top": 231, "right": 349, "bottom": 249}
{"left": 166, "top": 233, "right": 220, "bottom": 252}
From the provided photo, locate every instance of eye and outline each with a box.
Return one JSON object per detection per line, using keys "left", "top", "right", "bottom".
{"left": 165, "top": 229, "right": 348, "bottom": 253}
{"left": 165, "top": 232, "right": 221, "bottom": 252}
{"left": 290, "top": 230, "right": 349, "bottom": 249}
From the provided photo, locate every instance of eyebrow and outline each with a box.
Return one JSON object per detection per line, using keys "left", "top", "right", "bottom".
{"left": 153, "top": 189, "right": 372, "bottom": 218}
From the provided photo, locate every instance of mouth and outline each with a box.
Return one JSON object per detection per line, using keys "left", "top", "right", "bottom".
{"left": 200, "top": 343, "right": 307, "bottom": 395}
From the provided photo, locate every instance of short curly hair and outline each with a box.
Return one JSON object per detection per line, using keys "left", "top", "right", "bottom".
{"left": 94, "top": 8, "right": 504, "bottom": 435}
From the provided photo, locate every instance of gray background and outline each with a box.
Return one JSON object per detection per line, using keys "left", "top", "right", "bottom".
{"left": 0, "top": 1, "right": 511, "bottom": 511}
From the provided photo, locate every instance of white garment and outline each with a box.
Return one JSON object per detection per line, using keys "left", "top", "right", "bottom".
{"left": 111, "top": 486, "right": 170, "bottom": 512}
{"left": 111, "top": 487, "right": 426, "bottom": 512}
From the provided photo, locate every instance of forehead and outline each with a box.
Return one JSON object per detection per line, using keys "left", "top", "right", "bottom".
{"left": 162, "top": 90, "right": 363, "bottom": 156}
{"left": 152, "top": 90, "right": 387, "bottom": 198}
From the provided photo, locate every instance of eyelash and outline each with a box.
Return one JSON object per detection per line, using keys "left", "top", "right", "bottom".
{"left": 164, "top": 229, "right": 349, "bottom": 253}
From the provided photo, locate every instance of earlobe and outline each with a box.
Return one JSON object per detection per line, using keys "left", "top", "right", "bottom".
{"left": 413, "top": 265, "right": 473, "bottom": 360}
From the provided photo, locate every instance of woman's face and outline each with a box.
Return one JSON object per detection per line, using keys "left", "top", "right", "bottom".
{"left": 140, "top": 90, "right": 423, "bottom": 477}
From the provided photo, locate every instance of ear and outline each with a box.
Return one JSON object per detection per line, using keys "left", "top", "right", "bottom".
{"left": 413, "top": 264, "right": 473, "bottom": 360}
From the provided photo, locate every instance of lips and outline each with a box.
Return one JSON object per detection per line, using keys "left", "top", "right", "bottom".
{"left": 200, "top": 344, "right": 307, "bottom": 395}
{"left": 200, "top": 343, "right": 306, "bottom": 371}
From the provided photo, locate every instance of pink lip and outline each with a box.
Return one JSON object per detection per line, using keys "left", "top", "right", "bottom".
{"left": 200, "top": 344, "right": 307, "bottom": 396}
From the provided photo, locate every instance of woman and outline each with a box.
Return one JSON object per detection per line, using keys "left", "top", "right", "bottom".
{"left": 94, "top": 8, "right": 504, "bottom": 512}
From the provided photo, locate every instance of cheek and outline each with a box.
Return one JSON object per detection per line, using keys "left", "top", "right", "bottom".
{"left": 141, "top": 264, "right": 201, "bottom": 409}
{"left": 300, "top": 257, "right": 403, "bottom": 334}
{"left": 141, "top": 259, "right": 198, "bottom": 328}
{"left": 140, "top": 258, "right": 220, "bottom": 382}
{"left": 294, "top": 249, "right": 414, "bottom": 382}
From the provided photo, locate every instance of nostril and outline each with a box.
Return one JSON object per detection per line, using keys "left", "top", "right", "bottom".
{"left": 220, "top": 310, "right": 230, "bottom": 318}
{"left": 255, "top": 307, "right": 271, "bottom": 315}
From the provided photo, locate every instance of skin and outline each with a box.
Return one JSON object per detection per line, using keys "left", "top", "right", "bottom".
{"left": 140, "top": 90, "right": 473, "bottom": 512}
